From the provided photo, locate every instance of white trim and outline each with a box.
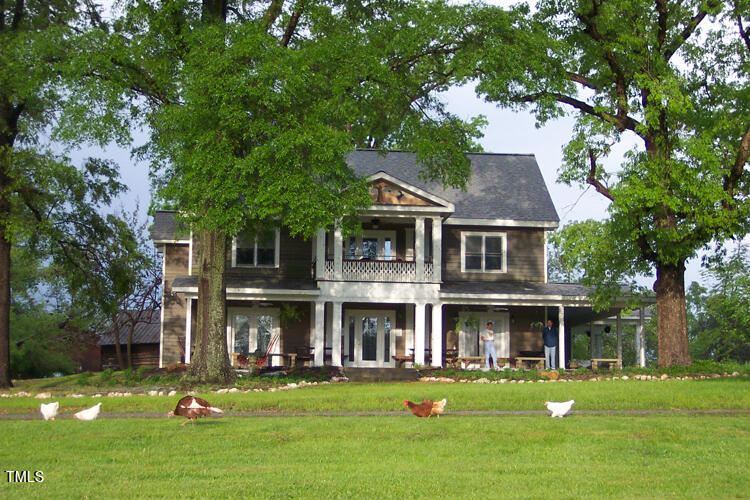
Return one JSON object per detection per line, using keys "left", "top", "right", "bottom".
{"left": 184, "top": 298, "right": 192, "bottom": 364}
{"left": 366, "top": 172, "right": 455, "bottom": 211}
{"left": 153, "top": 239, "right": 190, "bottom": 245}
{"left": 460, "top": 231, "right": 507, "bottom": 274}
{"left": 544, "top": 231, "right": 548, "bottom": 283}
{"left": 445, "top": 217, "right": 558, "bottom": 229}
{"left": 231, "top": 229, "right": 281, "bottom": 268}
{"left": 158, "top": 244, "right": 166, "bottom": 368}
{"left": 188, "top": 231, "right": 193, "bottom": 276}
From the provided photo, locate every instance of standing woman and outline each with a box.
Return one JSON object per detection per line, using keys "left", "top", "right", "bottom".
{"left": 481, "top": 321, "right": 497, "bottom": 370}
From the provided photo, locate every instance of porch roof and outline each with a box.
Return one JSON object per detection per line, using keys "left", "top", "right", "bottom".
{"left": 171, "top": 276, "right": 319, "bottom": 299}
{"left": 440, "top": 281, "right": 592, "bottom": 301}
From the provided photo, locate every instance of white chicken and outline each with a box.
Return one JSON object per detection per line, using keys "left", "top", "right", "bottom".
{"left": 544, "top": 399, "right": 575, "bottom": 418}
{"left": 73, "top": 402, "right": 102, "bottom": 421}
{"left": 430, "top": 398, "right": 447, "bottom": 418}
{"left": 40, "top": 402, "right": 59, "bottom": 421}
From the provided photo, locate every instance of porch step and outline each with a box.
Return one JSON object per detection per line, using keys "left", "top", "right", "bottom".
{"left": 342, "top": 367, "right": 420, "bottom": 383}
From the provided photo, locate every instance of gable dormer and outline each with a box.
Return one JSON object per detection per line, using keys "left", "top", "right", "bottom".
{"left": 365, "top": 172, "right": 454, "bottom": 216}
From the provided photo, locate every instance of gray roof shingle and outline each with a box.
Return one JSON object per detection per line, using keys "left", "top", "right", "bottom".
{"left": 348, "top": 150, "right": 559, "bottom": 222}
{"left": 151, "top": 150, "right": 559, "bottom": 241}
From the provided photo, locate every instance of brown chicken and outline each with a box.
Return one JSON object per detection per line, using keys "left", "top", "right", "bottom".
{"left": 430, "top": 398, "right": 447, "bottom": 418}
{"left": 167, "top": 396, "right": 224, "bottom": 426}
{"left": 404, "top": 398, "right": 434, "bottom": 418}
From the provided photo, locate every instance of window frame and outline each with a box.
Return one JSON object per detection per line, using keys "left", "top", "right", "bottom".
{"left": 231, "top": 229, "right": 281, "bottom": 268}
{"left": 460, "top": 231, "right": 507, "bottom": 273}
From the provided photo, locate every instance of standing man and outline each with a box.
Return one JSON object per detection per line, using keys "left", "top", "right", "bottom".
{"left": 542, "top": 319, "right": 558, "bottom": 370}
{"left": 481, "top": 321, "right": 497, "bottom": 370}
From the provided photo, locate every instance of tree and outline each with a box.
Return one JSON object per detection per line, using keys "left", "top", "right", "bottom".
{"left": 97, "top": 0, "right": 486, "bottom": 382}
{"left": 0, "top": 1, "right": 135, "bottom": 386}
{"left": 476, "top": 0, "right": 750, "bottom": 366}
{"left": 687, "top": 243, "right": 750, "bottom": 362}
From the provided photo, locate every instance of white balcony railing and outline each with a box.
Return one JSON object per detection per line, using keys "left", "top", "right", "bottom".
{"left": 323, "top": 259, "right": 434, "bottom": 282}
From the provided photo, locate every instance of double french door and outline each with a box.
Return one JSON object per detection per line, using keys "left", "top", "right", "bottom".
{"left": 227, "top": 307, "right": 280, "bottom": 365}
{"left": 344, "top": 309, "right": 396, "bottom": 367}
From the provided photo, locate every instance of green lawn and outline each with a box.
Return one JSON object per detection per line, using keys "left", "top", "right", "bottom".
{"left": 1, "top": 414, "right": 748, "bottom": 498}
{"left": 1, "top": 377, "right": 749, "bottom": 415}
{"left": 2, "top": 378, "right": 749, "bottom": 498}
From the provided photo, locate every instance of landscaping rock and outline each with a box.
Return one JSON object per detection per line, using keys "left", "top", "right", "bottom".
{"left": 661, "top": 374, "right": 669, "bottom": 380}
{"left": 732, "top": 372, "right": 740, "bottom": 377}
{"left": 35, "top": 392, "right": 51, "bottom": 399}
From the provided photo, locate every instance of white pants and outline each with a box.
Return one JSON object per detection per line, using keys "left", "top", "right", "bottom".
{"left": 544, "top": 345, "right": 557, "bottom": 369}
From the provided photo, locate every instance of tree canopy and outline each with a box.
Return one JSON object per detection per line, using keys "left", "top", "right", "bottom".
{"left": 476, "top": 0, "right": 750, "bottom": 366}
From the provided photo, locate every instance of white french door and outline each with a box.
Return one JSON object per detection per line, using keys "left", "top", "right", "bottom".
{"left": 227, "top": 307, "right": 280, "bottom": 366}
{"left": 457, "top": 311, "right": 509, "bottom": 358}
{"left": 344, "top": 309, "right": 396, "bottom": 367}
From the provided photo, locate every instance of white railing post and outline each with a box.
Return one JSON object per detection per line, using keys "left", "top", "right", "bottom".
{"left": 332, "top": 302, "right": 342, "bottom": 367}
{"left": 431, "top": 216, "right": 441, "bottom": 282}
{"left": 314, "top": 301, "right": 325, "bottom": 366}
{"left": 415, "top": 217, "right": 425, "bottom": 282}
{"left": 414, "top": 302, "right": 426, "bottom": 365}
{"left": 558, "top": 305, "right": 566, "bottom": 369}
{"left": 431, "top": 303, "right": 442, "bottom": 367}
{"left": 334, "top": 226, "right": 342, "bottom": 280}
{"left": 315, "top": 229, "right": 326, "bottom": 280}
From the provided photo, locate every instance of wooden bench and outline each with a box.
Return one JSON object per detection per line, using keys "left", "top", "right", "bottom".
{"left": 392, "top": 354, "right": 414, "bottom": 368}
{"left": 592, "top": 358, "right": 622, "bottom": 370}
{"left": 515, "top": 357, "right": 545, "bottom": 369}
{"left": 456, "top": 356, "right": 511, "bottom": 370}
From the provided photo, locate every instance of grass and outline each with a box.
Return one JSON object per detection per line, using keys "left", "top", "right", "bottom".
{"left": 1, "top": 377, "right": 749, "bottom": 415}
{"left": 1, "top": 414, "right": 748, "bottom": 498}
{"left": 3, "top": 373, "right": 749, "bottom": 498}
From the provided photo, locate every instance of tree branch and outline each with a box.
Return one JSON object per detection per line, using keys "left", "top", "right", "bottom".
{"left": 262, "top": 0, "right": 283, "bottom": 33}
{"left": 723, "top": 123, "right": 750, "bottom": 199}
{"left": 586, "top": 148, "right": 614, "bottom": 201}
{"left": 520, "top": 91, "right": 642, "bottom": 133}
{"left": 281, "top": 0, "right": 304, "bottom": 47}
{"left": 663, "top": 0, "right": 716, "bottom": 61}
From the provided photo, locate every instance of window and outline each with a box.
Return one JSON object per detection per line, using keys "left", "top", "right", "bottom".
{"left": 232, "top": 229, "right": 280, "bottom": 267}
{"left": 344, "top": 231, "right": 396, "bottom": 260}
{"left": 461, "top": 231, "right": 506, "bottom": 273}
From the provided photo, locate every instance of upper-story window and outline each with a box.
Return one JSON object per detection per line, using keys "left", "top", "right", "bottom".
{"left": 461, "top": 231, "right": 506, "bottom": 273}
{"left": 232, "top": 229, "right": 280, "bottom": 268}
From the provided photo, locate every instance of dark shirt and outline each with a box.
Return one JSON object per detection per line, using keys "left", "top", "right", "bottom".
{"left": 542, "top": 326, "right": 558, "bottom": 347}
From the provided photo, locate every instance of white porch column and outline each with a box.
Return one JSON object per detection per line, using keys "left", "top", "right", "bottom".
{"left": 558, "top": 305, "right": 566, "bottom": 369}
{"left": 431, "top": 216, "right": 442, "bottom": 282}
{"left": 637, "top": 307, "right": 646, "bottom": 367}
{"left": 431, "top": 303, "right": 443, "bottom": 367}
{"left": 331, "top": 302, "right": 342, "bottom": 367}
{"left": 315, "top": 229, "right": 326, "bottom": 279}
{"left": 616, "top": 312, "right": 622, "bottom": 365}
{"left": 414, "top": 302, "right": 426, "bottom": 365}
{"left": 184, "top": 298, "right": 192, "bottom": 364}
{"left": 415, "top": 217, "right": 425, "bottom": 282}
{"left": 333, "top": 226, "right": 343, "bottom": 280}
{"left": 314, "top": 301, "right": 325, "bottom": 366}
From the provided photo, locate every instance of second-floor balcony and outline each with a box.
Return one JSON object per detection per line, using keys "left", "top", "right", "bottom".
{"left": 324, "top": 259, "right": 434, "bottom": 282}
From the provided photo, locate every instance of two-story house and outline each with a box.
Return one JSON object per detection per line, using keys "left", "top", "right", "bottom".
{"left": 152, "top": 149, "right": 641, "bottom": 370}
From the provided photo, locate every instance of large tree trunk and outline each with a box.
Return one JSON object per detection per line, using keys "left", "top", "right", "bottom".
{"left": 188, "top": 228, "right": 233, "bottom": 384}
{"left": 0, "top": 197, "right": 11, "bottom": 388}
{"left": 654, "top": 262, "right": 692, "bottom": 367}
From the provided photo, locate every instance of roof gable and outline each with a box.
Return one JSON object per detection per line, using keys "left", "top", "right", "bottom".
{"left": 366, "top": 172, "right": 454, "bottom": 211}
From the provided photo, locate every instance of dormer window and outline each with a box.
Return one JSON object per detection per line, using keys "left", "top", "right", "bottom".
{"left": 461, "top": 231, "right": 506, "bottom": 273}
{"left": 232, "top": 229, "right": 280, "bottom": 268}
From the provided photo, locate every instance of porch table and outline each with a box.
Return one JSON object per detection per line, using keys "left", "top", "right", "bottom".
{"left": 591, "top": 358, "right": 622, "bottom": 370}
